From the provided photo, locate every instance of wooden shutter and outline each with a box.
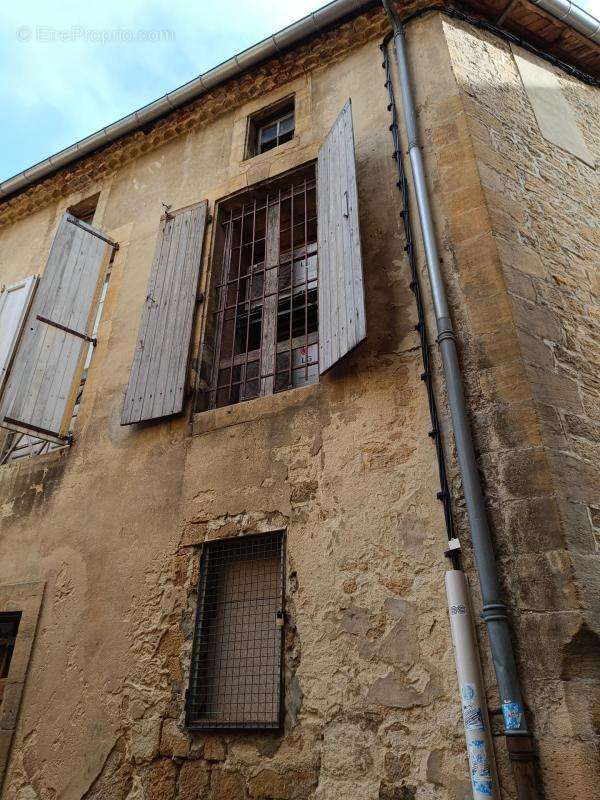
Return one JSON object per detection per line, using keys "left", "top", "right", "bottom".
{"left": 317, "top": 99, "right": 366, "bottom": 374}
{"left": 121, "top": 201, "right": 208, "bottom": 425}
{"left": 0, "top": 214, "right": 115, "bottom": 442}
{"left": 0, "top": 275, "right": 38, "bottom": 396}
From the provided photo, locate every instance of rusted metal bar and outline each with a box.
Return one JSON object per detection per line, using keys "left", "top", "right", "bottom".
{"left": 37, "top": 315, "right": 97, "bottom": 346}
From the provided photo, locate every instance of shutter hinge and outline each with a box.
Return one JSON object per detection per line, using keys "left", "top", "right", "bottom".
{"left": 37, "top": 315, "right": 97, "bottom": 346}
{"left": 66, "top": 215, "right": 119, "bottom": 249}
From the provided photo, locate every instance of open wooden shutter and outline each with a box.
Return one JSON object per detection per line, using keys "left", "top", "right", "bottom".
{"left": 0, "top": 275, "right": 38, "bottom": 396}
{"left": 317, "top": 99, "right": 366, "bottom": 374}
{"left": 0, "top": 214, "right": 115, "bottom": 442}
{"left": 121, "top": 201, "right": 208, "bottom": 425}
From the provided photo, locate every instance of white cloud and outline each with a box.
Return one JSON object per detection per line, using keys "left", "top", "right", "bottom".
{"left": 0, "top": 0, "right": 323, "bottom": 176}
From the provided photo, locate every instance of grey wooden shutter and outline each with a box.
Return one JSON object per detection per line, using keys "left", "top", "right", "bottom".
{"left": 317, "top": 99, "right": 366, "bottom": 374}
{"left": 0, "top": 214, "right": 115, "bottom": 442}
{"left": 121, "top": 201, "right": 208, "bottom": 425}
{"left": 0, "top": 275, "right": 38, "bottom": 396}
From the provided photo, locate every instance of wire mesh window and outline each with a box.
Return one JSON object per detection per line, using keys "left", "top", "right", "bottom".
{"left": 186, "top": 531, "right": 285, "bottom": 731}
{"left": 0, "top": 258, "right": 113, "bottom": 464}
{"left": 205, "top": 165, "right": 318, "bottom": 410}
{"left": 0, "top": 612, "right": 20, "bottom": 704}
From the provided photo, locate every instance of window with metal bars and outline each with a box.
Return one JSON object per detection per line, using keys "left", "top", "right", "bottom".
{"left": 186, "top": 531, "right": 285, "bottom": 731}
{"left": 0, "top": 257, "right": 114, "bottom": 464}
{"left": 205, "top": 165, "right": 318, "bottom": 410}
{"left": 0, "top": 612, "right": 20, "bottom": 704}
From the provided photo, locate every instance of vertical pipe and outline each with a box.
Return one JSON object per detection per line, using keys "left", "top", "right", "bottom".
{"left": 380, "top": 3, "right": 539, "bottom": 798}
{"left": 446, "top": 570, "right": 500, "bottom": 800}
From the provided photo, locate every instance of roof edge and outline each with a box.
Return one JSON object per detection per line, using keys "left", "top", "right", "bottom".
{"left": 0, "top": 0, "right": 371, "bottom": 200}
{"left": 1, "top": 0, "right": 598, "bottom": 201}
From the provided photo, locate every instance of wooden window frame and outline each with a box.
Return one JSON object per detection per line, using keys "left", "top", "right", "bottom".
{"left": 67, "top": 193, "right": 100, "bottom": 226}
{"left": 245, "top": 97, "right": 295, "bottom": 159}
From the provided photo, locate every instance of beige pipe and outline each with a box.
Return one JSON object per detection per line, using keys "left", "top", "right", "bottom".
{"left": 446, "top": 570, "right": 500, "bottom": 800}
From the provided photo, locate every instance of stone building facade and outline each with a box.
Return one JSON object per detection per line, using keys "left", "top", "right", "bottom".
{"left": 0, "top": 3, "right": 598, "bottom": 800}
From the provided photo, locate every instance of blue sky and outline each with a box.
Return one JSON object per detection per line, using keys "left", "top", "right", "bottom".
{"left": 0, "top": 0, "right": 598, "bottom": 182}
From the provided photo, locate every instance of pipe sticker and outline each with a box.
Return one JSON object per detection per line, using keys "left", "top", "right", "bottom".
{"left": 468, "top": 739, "right": 493, "bottom": 797}
{"left": 461, "top": 683, "right": 484, "bottom": 732}
{"left": 502, "top": 701, "right": 523, "bottom": 730}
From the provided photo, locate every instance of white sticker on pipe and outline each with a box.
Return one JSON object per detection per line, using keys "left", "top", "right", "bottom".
{"left": 461, "top": 682, "right": 484, "bottom": 731}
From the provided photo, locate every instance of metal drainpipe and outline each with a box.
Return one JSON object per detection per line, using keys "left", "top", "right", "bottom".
{"left": 380, "top": 3, "right": 539, "bottom": 799}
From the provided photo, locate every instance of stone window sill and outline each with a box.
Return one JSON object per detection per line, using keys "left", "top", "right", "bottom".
{"left": 192, "top": 383, "right": 319, "bottom": 436}
{"left": 0, "top": 444, "right": 69, "bottom": 472}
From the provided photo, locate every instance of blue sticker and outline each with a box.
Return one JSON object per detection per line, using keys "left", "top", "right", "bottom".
{"left": 473, "top": 778, "right": 493, "bottom": 796}
{"left": 502, "top": 701, "right": 523, "bottom": 731}
{"left": 461, "top": 683, "right": 476, "bottom": 702}
{"left": 469, "top": 739, "right": 489, "bottom": 769}
{"left": 468, "top": 738, "right": 493, "bottom": 798}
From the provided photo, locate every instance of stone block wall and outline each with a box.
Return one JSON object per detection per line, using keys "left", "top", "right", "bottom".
{"left": 403, "top": 12, "right": 599, "bottom": 798}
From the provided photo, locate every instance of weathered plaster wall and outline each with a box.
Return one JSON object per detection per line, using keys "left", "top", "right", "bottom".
{"left": 0, "top": 17, "right": 474, "bottom": 800}
{"left": 400, "top": 12, "right": 599, "bottom": 799}
{"left": 0, "top": 7, "right": 597, "bottom": 799}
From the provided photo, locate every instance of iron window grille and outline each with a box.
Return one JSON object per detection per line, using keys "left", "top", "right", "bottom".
{"left": 0, "top": 612, "right": 21, "bottom": 704}
{"left": 186, "top": 531, "right": 285, "bottom": 731}
{"left": 203, "top": 165, "right": 318, "bottom": 410}
{"left": 0, "top": 259, "right": 113, "bottom": 464}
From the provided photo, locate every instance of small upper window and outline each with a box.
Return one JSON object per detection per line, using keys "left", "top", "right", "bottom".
{"left": 68, "top": 193, "right": 100, "bottom": 225}
{"left": 247, "top": 98, "right": 295, "bottom": 158}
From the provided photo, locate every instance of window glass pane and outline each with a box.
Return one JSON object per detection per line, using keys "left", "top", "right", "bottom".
{"left": 278, "top": 114, "right": 294, "bottom": 136}
{"left": 246, "top": 361, "right": 260, "bottom": 380}
{"left": 259, "top": 138, "right": 278, "bottom": 154}
{"left": 292, "top": 362, "right": 319, "bottom": 388}
{"left": 259, "top": 123, "right": 278, "bottom": 144}
{"left": 243, "top": 379, "right": 260, "bottom": 400}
